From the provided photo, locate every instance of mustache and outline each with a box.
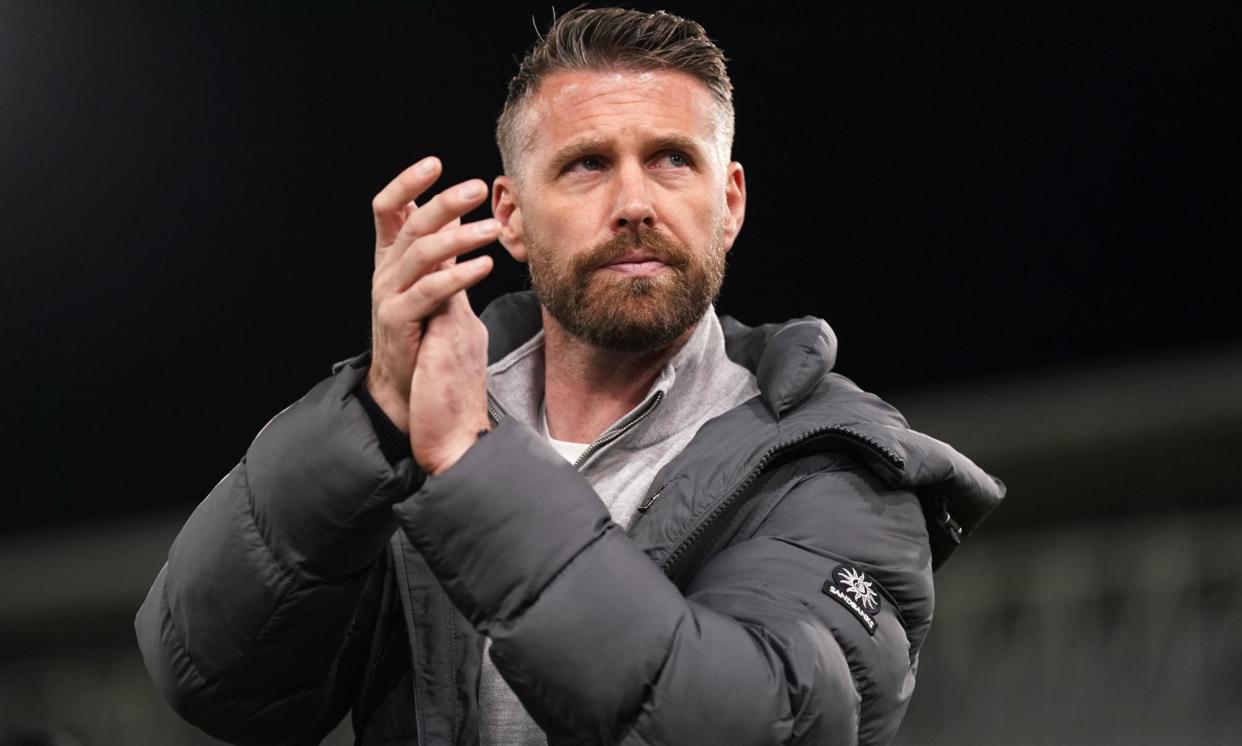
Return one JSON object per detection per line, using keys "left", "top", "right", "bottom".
{"left": 577, "top": 230, "right": 692, "bottom": 272}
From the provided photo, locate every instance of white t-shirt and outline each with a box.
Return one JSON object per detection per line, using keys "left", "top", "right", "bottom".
{"left": 539, "top": 402, "right": 590, "bottom": 464}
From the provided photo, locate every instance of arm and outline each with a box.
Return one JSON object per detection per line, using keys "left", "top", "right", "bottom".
{"left": 393, "top": 420, "right": 932, "bottom": 745}
{"left": 134, "top": 357, "right": 416, "bottom": 745}
{"left": 135, "top": 156, "right": 500, "bottom": 744}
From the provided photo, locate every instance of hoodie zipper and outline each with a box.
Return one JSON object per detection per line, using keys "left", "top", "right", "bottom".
{"left": 657, "top": 424, "right": 905, "bottom": 580}
{"left": 488, "top": 391, "right": 665, "bottom": 472}
{"left": 572, "top": 391, "right": 664, "bottom": 469}
{"left": 486, "top": 398, "right": 504, "bottom": 426}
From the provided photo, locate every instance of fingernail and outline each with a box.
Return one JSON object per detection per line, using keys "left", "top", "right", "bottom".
{"left": 416, "top": 157, "right": 437, "bottom": 175}
{"left": 459, "top": 182, "right": 484, "bottom": 199}
{"left": 473, "top": 219, "right": 499, "bottom": 236}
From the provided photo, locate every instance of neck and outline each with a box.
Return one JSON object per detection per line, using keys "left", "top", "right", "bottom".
{"left": 541, "top": 310, "right": 695, "bottom": 444}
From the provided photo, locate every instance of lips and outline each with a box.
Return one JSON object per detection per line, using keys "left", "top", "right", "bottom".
{"left": 579, "top": 231, "right": 688, "bottom": 277}
{"left": 608, "top": 251, "right": 660, "bottom": 265}
{"left": 602, "top": 253, "right": 668, "bottom": 276}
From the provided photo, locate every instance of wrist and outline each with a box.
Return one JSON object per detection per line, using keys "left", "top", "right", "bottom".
{"left": 425, "top": 427, "right": 490, "bottom": 476}
{"left": 365, "top": 370, "right": 411, "bottom": 433}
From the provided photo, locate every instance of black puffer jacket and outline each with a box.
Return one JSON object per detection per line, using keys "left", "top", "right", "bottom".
{"left": 136, "top": 292, "right": 1005, "bottom": 746}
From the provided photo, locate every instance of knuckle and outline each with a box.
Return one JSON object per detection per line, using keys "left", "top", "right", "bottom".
{"left": 409, "top": 275, "right": 438, "bottom": 301}
{"left": 375, "top": 299, "right": 400, "bottom": 327}
{"left": 417, "top": 191, "right": 443, "bottom": 219}
{"left": 401, "top": 242, "right": 430, "bottom": 272}
{"left": 371, "top": 271, "right": 392, "bottom": 298}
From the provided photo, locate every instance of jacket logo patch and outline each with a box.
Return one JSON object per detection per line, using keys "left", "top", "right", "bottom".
{"left": 823, "top": 564, "right": 881, "bottom": 635}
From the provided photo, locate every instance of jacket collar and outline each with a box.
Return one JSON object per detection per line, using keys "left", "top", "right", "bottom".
{"left": 479, "top": 291, "right": 838, "bottom": 420}
{"left": 477, "top": 291, "right": 1005, "bottom": 569}
{"left": 484, "top": 299, "right": 754, "bottom": 453}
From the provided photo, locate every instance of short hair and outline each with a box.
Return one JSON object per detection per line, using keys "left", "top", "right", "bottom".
{"left": 495, "top": 6, "right": 735, "bottom": 181}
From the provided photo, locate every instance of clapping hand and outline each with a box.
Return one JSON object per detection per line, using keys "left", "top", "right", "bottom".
{"left": 366, "top": 157, "right": 496, "bottom": 472}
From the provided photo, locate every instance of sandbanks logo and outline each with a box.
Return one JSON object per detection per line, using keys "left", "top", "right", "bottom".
{"left": 822, "top": 564, "right": 882, "bottom": 635}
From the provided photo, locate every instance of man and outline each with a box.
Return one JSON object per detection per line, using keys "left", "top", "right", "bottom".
{"left": 137, "top": 8, "right": 1004, "bottom": 746}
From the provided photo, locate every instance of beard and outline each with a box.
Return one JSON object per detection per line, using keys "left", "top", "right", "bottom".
{"left": 526, "top": 223, "right": 727, "bottom": 353}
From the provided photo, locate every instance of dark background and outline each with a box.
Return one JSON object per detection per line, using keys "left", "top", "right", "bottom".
{"left": 2, "top": 1, "right": 1238, "bottom": 534}
{"left": 2, "top": 4, "right": 1240, "bottom": 745}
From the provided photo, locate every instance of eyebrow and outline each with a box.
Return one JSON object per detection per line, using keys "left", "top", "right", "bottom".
{"left": 549, "top": 137, "right": 611, "bottom": 169}
{"left": 547, "top": 133, "right": 708, "bottom": 170}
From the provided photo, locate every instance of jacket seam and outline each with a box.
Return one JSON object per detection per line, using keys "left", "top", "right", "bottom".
{"left": 739, "top": 462, "right": 853, "bottom": 540}
{"left": 238, "top": 464, "right": 382, "bottom": 697}
{"left": 611, "top": 609, "right": 688, "bottom": 744}
{"left": 394, "top": 534, "right": 428, "bottom": 746}
{"left": 489, "top": 526, "right": 611, "bottom": 629}
{"left": 766, "top": 534, "right": 913, "bottom": 634}
{"left": 401, "top": 524, "right": 487, "bottom": 629}
{"left": 769, "top": 319, "right": 825, "bottom": 338}
{"left": 318, "top": 470, "right": 407, "bottom": 571}
{"left": 238, "top": 463, "right": 306, "bottom": 650}
{"left": 758, "top": 466, "right": 917, "bottom": 632}
{"left": 449, "top": 604, "right": 460, "bottom": 745}
{"left": 159, "top": 581, "right": 327, "bottom": 745}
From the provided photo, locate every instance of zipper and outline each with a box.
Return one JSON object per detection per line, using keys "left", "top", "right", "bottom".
{"left": 638, "top": 481, "right": 668, "bottom": 513}
{"left": 572, "top": 390, "right": 665, "bottom": 470}
{"left": 354, "top": 629, "right": 391, "bottom": 745}
{"left": 933, "top": 496, "right": 963, "bottom": 544}
{"left": 488, "top": 389, "right": 664, "bottom": 471}
{"left": 486, "top": 396, "right": 504, "bottom": 426}
{"left": 487, "top": 390, "right": 664, "bottom": 471}
{"left": 658, "top": 424, "right": 905, "bottom": 580}
{"left": 354, "top": 555, "right": 398, "bottom": 746}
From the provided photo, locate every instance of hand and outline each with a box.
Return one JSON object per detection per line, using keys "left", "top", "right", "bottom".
{"left": 408, "top": 288, "right": 491, "bottom": 476}
{"left": 367, "top": 157, "right": 497, "bottom": 431}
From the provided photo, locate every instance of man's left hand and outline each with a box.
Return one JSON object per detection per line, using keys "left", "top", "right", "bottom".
{"left": 408, "top": 287, "right": 491, "bottom": 476}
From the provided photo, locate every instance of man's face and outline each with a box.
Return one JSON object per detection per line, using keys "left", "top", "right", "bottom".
{"left": 494, "top": 69, "right": 746, "bottom": 353}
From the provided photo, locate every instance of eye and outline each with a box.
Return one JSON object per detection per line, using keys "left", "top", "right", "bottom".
{"left": 568, "top": 156, "right": 606, "bottom": 172}
{"left": 653, "top": 151, "right": 692, "bottom": 169}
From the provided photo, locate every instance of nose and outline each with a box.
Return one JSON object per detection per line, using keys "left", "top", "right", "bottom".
{"left": 609, "top": 162, "right": 657, "bottom": 232}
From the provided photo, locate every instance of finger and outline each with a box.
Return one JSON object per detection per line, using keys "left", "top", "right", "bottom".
{"left": 388, "top": 255, "right": 495, "bottom": 321}
{"left": 389, "top": 218, "right": 499, "bottom": 293}
{"left": 399, "top": 199, "right": 418, "bottom": 225}
{"left": 372, "top": 156, "right": 442, "bottom": 248}
{"left": 439, "top": 218, "right": 462, "bottom": 268}
{"left": 447, "top": 285, "right": 472, "bottom": 311}
{"left": 391, "top": 179, "right": 489, "bottom": 250}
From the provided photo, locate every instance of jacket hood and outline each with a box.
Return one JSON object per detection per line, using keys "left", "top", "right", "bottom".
{"left": 716, "top": 312, "right": 1006, "bottom": 569}
{"left": 478, "top": 291, "right": 1006, "bottom": 569}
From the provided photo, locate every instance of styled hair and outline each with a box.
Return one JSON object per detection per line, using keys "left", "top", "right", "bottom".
{"left": 495, "top": 6, "right": 735, "bottom": 180}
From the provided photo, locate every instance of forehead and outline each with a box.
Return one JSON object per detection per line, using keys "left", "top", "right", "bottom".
{"left": 523, "top": 69, "right": 720, "bottom": 157}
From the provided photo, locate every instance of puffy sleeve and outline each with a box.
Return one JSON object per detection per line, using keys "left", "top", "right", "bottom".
{"left": 135, "top": 355, "right": 419, "bottom": 745}
{"left": 392, "top": 419, "right": 931, "bottom": 745}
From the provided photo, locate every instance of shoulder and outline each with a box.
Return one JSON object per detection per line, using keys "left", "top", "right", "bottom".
{"left": 738, "top": 450, "right": 934, "bottom": 645}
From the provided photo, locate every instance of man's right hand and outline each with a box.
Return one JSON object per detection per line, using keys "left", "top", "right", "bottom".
{"left": 367, "top": 156, "right": 498, "bottom": 432}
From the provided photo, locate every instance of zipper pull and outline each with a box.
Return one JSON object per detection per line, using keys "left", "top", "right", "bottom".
{"left": 639, "top": 481, "right": 669, "bottom": 513}
{"left": 935, "top": 497, "right": 963, "bottom": 544}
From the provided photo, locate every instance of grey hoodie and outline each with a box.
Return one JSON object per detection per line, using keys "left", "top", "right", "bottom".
{"left": 480, "top": 310, "right": 760, "bottom": 745}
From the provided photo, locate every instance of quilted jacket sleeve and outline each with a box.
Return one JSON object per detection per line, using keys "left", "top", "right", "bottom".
{"left": 392, "top": 418, "right": 932, "bottom": 746}
{"left": 134, "top": 356, "right": 419, "bottom": 746}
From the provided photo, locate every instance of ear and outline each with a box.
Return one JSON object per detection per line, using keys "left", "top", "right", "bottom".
{"left": 720, "top": 161, "right": 747, "bottom": 252}
{"left": 492, "top": 175, "right": 528, "bottom": 262}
